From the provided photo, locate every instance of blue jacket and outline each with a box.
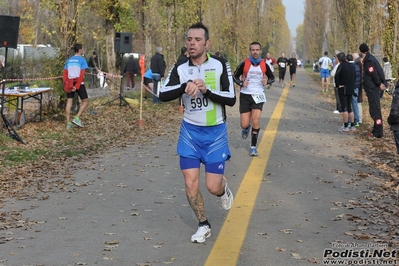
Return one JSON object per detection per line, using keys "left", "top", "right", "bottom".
{"left": 351, "top": 62, "right": 361, "bottom": 89}
{"left": 144, "top": 69, "right": 152, "bottom": 79}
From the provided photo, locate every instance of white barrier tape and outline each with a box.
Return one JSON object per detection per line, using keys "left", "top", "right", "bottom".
{"left": 87, "top": 72, "right": 122, "bottom": 79}
{"left": 4, "top": 71, "right": 123, "bottom": 83}
{"left": 5, "top": 76, "right": 63, "bottom": 82}
{"left": 98, "top": 71, "right": 123, "bottom": 79}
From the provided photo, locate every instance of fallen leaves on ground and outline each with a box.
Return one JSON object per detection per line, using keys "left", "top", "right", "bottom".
{"left": 0, "top": 96, "right": 181, "bottom": 230}
{"left": 321, "top": 82, "right": 399, "bottom": 246}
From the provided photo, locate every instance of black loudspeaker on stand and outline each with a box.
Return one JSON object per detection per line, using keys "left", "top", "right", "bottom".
{"left": 102, "top": 52, "right": 134, "bottom": 111}
{"left": 0, "top": 15, "right": 24, "bottom": 143}
{"left": 103, "top": 32, "right": 134, "bottom": 110}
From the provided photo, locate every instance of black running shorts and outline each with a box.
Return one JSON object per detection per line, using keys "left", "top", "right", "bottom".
{"left": 239, "top": 93, "right": 264, "bottom": 113}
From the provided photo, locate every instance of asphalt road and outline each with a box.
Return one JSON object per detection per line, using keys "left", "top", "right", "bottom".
{"left": 0, "top": 68, "right": 391, "bottom": 266}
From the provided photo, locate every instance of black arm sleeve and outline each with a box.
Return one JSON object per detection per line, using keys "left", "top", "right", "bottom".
{"left": 265, "top": 64, "right": 275, "bottom": 84}
{"left": 159, "top": 66, "right": 186, "bottom": 102}
{"left": 233, "top": 61, "right": 245, "bottom": 86}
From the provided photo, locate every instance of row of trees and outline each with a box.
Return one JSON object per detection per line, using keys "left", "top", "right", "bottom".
{"left": 0, "top": 0, "right": 292, "bottom": 93}
{"left": 297, "top": 0, "right": 398, "bottom": 71}
{"left": 3, "top": 0, "right": 399, "bottom": 91}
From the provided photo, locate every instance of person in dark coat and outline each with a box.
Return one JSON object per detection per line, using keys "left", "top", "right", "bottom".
{"left": 359, "top": 43, "right": 386, "bottom": 138}
{"left": 177, "top": 47, "right": 189, "bottom": 65}
{"left": 150, "top": 46, "right": 167, "bottom": 102}
{"left": 334, "top": 52, "right": 356, "bottom": 132}
{"left": 387, "top": 66, "right": 399, "bottom": 153}
{"left": 347, "top": 53, "right": 361, "bottom": 126}
{"left": 150, "top": 46, "right": 166, "bottom": 78}
{"left": 352, "top": 53, "right": 364, "bottom": 124}
{"left": 88, "top": 51, "right": 100, "bottom": 88}
{"left": 123, "top": 55, "right": 139, "bottom": 90}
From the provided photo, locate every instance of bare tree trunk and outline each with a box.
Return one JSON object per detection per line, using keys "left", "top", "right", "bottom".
{"left": 143, "top": 1, "right": 152, "bottom": 69}
{"left": 105, "top": 21, "right": 118, "bottom": 94}
{"left": 57, "top": 0, "right": 78, "bottom": 59}
{"left": 165, "top": 5, "right": 174, "bottom": 69}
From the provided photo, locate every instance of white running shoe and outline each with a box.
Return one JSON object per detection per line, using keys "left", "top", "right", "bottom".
{"left": 191, "top": 225, "right": 211, "bottom": 243}
{"left": 338, "top": 125, "right": 350, "bottom": 132}
{"left": 250, "top": 146, "right": 259, "bottom": 156}
{"left": 349, "top": 126, "right": 357, "bottom": 132}
{"left": 221, "top": 177, "right": 234, "bottom": 210}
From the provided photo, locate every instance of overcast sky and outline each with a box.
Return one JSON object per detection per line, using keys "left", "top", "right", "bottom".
{"left": 282, "top": 0, "right": 305, "bottom": 37}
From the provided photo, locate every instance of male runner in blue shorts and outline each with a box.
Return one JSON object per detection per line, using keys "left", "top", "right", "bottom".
{"left": 159, "top": 22, "right": 236, "bottom": 243}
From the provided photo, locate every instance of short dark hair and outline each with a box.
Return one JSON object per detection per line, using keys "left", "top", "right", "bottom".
{"left": 249, "top": 41, "right": 262, "bottom": 50}
{"left": 359, "top": 43, "right": 369, "bottom": 53}
{"left": 73, "top": 43, "right": 83, "bottom": 53}
{"left": 337, "top": 52, "right": 346, "bottom": 62}
{"left": 189, "top": 22, "right": 209, "bottom": 41}
{"left": 346, "top": 54, "right": 353, "bottom": 61}
{"left": 383, "top": 57, "right": 388, "bottom": 62}
{"left": 181, "top": 47, "right": 187, "bottom": 54}
{"left": 324, "top": 51, "right": 328, "bottom": 56}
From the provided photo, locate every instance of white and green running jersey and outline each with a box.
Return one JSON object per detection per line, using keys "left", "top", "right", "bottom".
{"left": 160, "top": 53, "right": 236, "bottom": 126}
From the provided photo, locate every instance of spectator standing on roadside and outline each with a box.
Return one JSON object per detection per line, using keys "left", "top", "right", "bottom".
{"left": 64, "top": 43, "right": 89, "bottom": 129}
{"left": 383, "top": 57, "right": 393, "bottom": 82}
{"left": 353, "top": 52, "right": 364, "bottom": 124}
{"left": 177, "top": 46, "right": 189, "bottom": 64}
{"left": 331, "top": 52, "right": 341, "bottom": 114}
{"left": 151, "top": 46, "right": 166, "bottom": 79}
{"left": 359, "top": 43, "right": 386, "bottom": 138}
{"left": 276, "top": 52, "right": 288, "bottom": 87}
{"left": 347, "top": 54, "right": 361, "bottom": 127}
{"left": 334, "top": 52, "right": 356, "bottom": 132}
{"left": 159, "top": 22, "right": 236, "bottom": 244}
{"left": 123, "top": 55, "right": 139, "bottom": 90}
{"left": 318, "top": 51, "right": 333, "bottom": 92}
{"left": 383, "top": 57, "right": 393, "bottom": 96}
{"left": 150, "top": 46, "right": 166, "bottom": 102}
{"left": 214, "top": 51, "right": 223, "bottom": 58}
{"left": 387, "top": 66, "right": 399, "bottom": 154}
{"left": 88, "top": 51, "right": 100, "bottom": 88}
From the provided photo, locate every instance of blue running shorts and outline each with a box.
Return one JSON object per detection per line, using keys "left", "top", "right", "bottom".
{"left": 320, "top": 68, "right": 330, "bottom": 79}
{"left": 180, "top": 157, "right": 226, "bottom": 174}
{"left": 178, "top": 120, "right": 231, "bottom": 169}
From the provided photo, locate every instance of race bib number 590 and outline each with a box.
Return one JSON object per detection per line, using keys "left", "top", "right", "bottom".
{"left": 189, "top": 95, "right": 213, "bottom": 112}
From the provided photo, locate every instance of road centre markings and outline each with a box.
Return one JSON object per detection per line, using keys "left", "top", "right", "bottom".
{"left": 205, "top": 83, "right": 290, "bottom": 266}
